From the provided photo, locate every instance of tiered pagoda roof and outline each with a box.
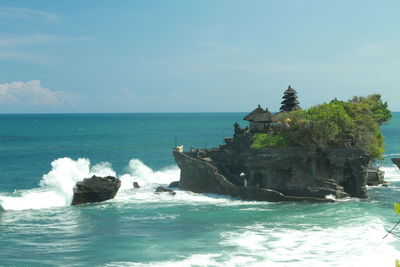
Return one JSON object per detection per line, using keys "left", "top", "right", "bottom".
{"left": 280, "top": 85, "right": 301, "bottom": 112}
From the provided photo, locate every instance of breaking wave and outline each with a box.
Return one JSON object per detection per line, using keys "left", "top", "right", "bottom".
{"left": 0, "top": 157, "right": 178, "bottom": 211}
{"left": 104, "top": 218, "right": 398, "bottom": 267}
{"left": 381, "top": 165, "right": 400, "bottom": 182}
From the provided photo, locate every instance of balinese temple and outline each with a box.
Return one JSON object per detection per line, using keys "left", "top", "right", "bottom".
{"left": 243, "top": 86, "right": 300, "bottom": 132}
{"left": 243, "top": 106, "right": 278, "bottom": 132}
{"left": 253, "top": 108, "right": 279, "bottom": 131}
{"left": 279, "top": 85, "right": 301, "bottom": 112}
{"left": 243, "top": 105, "right": 266, "bottom": 131}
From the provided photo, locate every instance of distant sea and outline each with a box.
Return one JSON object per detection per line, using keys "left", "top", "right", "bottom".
{"left": 1, "top": 112, "right": 400, "bottom": 267}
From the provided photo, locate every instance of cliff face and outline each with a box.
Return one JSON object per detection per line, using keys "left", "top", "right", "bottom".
{"left": 244, "top": 147, "right": 369, "bottom": 198}
{"left": 173, "top": 144, "right": 372, "bottom": 201}
{"left": 174, "top": 151, "right": 332, "bottom": 202}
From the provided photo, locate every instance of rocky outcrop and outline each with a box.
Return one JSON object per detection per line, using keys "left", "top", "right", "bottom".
{"left": 366, "top": 168, "right": 386, "bottom": 186}
{"left": 392, "top": 158, "right": 400, "bottom": 169}
{"left": 71, "top": 176, "right": 121, "bottom": 205}
{"left": 175, "top": 151, "right": 325, "bottom": 202}
{"left": 168, "top": 181, "right": 179, "bottom": 188}
{"left": 173, "top": 144, "right": 374, "bottom": 201}
{"left": 155, "top": 186, "right": 176, "bottom": 195}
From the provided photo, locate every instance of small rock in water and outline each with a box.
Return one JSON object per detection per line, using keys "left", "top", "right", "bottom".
{"left": 168, "top": 181, "right": 179, "bottom": 188}
{"left": 155, "top": 186, "right": 176, "bottom": 195}
{"left": 133, "top": 181, "right": 140, "bottom": 189}
{"left": 72, "top": 175, "right": 121, "bottom": 205}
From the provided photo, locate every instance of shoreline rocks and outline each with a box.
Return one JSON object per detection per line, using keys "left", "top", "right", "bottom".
{"left": 366, "top": 168, "right": 386, "bottom": 186}
{"left": 173, "top": 144, "right": 379, "bottom": 202}
{"left": 155, "top": 186, "right": 176, "bottom": 195}
{"left": 168, "top": 181, "right": 179, "bottom": 188}
{"left": 392, "top": 158, "right": 400, "bottom": 170}
{"left": 71, "top": 175, "right": 121, "bottom": 205}
{"left": 133, "top": 182, "right": 140, "bottom": 189}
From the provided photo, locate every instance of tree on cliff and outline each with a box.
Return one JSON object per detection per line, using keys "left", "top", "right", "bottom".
{"left": 252, "top": 94, "right": 391, "bottom": 159}
{"left": 349, "top": 94, "right": 391, "bottom": 125}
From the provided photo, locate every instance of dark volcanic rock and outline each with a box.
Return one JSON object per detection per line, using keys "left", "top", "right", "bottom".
{"left": 133, "top": 181, "right": 140, "bottom": 189}
{"left": 366, "top": 168, "right": 386, "bottom": 186}
{"left": 155, "top": 186, "right": 176, "bottom": 195}
{"left": 173, "top": 145, "right": 372, "bottom": 202}
{"left": 168, "top": 181, "right": 179, "bottom": 188}
{"left": 72, "top": 175, "right": 121, "bottom": 205}
{"left": 392, "top": 158, "right": 400, "bottom": 169}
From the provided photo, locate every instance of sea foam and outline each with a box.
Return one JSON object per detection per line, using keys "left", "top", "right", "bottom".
{"left": 104, "top": 218, "right": 399, "bottom": 267}
{"left": 0, "top": 157, "right": 185, "bottom": 211}
{"left": 381, "top": 165, "right": 400, "bottom": 182}
{"left": 0, "top": 158, "right": 115, "bottom": 211}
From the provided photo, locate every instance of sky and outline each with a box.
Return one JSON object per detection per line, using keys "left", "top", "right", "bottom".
{"left": 0, "top": 0, "right": 400, "bottom": 113}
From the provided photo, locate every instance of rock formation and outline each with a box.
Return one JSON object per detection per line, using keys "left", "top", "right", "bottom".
{"left": 173, "top": 143, "right": 378, "bottom": 202}
{"left": 168, "top": 181, "right": 179, "bottom": 188}
{"left": 155, "top": 186, "right": 176, "bottom": 195}
{"left": 173, "top": 90, "right": 390, "bottom": 202}
{"left": 392, "top": 158, "right": 400, "bottom": 170}
{"left": 71, "top": 175, "right": 121, "bottom": 205}
{"left": 366, "top": 168, "right": 386, "bottom": 186}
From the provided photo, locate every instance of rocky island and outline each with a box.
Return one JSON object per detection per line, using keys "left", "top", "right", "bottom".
{"left": 173, "top": 86, "right": 391, "bottom": 202}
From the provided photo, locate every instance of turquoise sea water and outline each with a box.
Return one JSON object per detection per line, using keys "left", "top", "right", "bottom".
{"left": 1, "top": 112, "right": 400, "bottom": 267}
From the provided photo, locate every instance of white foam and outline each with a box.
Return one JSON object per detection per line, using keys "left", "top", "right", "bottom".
{"left": 105, "top": 254, "right": 223, "bottom": 267}
{"left": 0, "top": 158, "right": 115, "bottom": 211}
{"left": 119, "top": 159, "right": 179, "bottom": 190}
{"left": 383, "top": 153, "right": 400, "bottom": 157}
{"left": 89, "top": 161, "right": 116, "bottom": 178}
{"left": 107, "top": 220, "right": 399, "bottom": 267}
{"left": 113, "top": 159, "right": 272, "bottom": 207}
{"left": 325, "top": 194, "right": 337, "bottom": 201}
{"left": 104, "top": 218, "right": 400, "bottom": 267}
{"left": 381, "top": 166, "right": 400, "bottom": 182}
{"left": 217, "top": 219, "right": 399, "bottom": 267}
{"left": 0, "top": 157, "right": 256, "bottom": 211}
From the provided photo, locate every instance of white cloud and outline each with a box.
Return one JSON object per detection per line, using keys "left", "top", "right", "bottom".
{"left": 0, "top": 51, "right": 48, "bottom": 63}
{"left": 0, "top": 80, "right": 73, "bottom": 106}
{"left": 0, "top": 34, "right": 94, "bottom": 47}
{"left": 0, "top": 6, "right": 59, "bottom": 23}
{"left": 0, "top": 34, "right": 94, "bottom": 64}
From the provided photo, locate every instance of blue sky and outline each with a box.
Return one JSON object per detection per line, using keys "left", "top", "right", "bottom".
{"left": 0, "top": 0, "right": 400, "bottom": 113}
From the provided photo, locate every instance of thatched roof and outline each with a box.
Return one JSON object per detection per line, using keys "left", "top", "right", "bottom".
{"left": 243, "top": 105, "right": 266, "bottom": 121}
{"left": 253, "top": 110, "right": 272, "bottom": 122}
{"left": 254, "top": 111, "right": 280, "bottom": 123}
{"left": 281, "top": 99, "right": 300, "bottom": 105}
{"left": 282, "top": 94, "right": 298, "bottom": 99}
{"left": 284, "top": 85, "right": 297, "bottom": 94}
{"left": 280, "top": 104, "right": 301, "bottom": 112}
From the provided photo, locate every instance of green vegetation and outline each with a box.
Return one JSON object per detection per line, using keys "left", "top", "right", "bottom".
{"left": 251, "top": 94, "right": 391, "bottom": 159}
{"left": 251, "top": 133, "right": 291, "bottom": 148}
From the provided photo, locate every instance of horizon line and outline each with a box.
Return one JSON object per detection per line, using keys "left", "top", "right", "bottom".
{"left": 1, "top": 111, "right": 399, "bottom": 115}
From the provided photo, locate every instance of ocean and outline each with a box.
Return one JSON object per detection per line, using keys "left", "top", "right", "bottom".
{"left": 0, "top": 112, "right": 400, "bottom": 267}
